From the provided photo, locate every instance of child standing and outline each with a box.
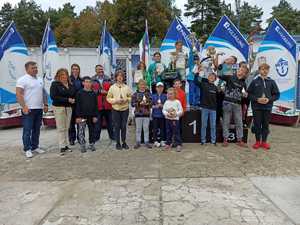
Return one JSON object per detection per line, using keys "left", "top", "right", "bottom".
{"left": 131, "top": 79, "right": 152, "bottom": 149}
{"left": 163, "top": 88, "right": 183, "bottom": 152}
{"left": 75, "top": 76, "right": 98, "bottom": 153}
{"left": 247, "top": 63, "right": 280, "bottom": 150}
{"left": 152, "top": 82, "right": 167, "bottom": 147}
{"left": 194, "top": 73, "right": 218, "bottom": 145}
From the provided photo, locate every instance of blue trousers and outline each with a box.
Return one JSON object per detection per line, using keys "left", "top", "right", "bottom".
{"left": 201, "top": 108, "right": 216, "bottom": 143}
{"left": 188, "top": 80, "right": 200, "bottom": 106}
{"left": 22, "top": 109, "right": 43, "bottom": 151}
{"left": 166, "top": 119, "right": 182, "bottom": 146}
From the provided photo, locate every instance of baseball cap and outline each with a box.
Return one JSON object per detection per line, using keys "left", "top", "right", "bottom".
{"left": 156, "top": 82, "right": 164, "bottom": 87}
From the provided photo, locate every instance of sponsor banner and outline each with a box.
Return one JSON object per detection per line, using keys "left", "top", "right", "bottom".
{"left": 254, "top": 19, "right": 297, "bottom": 115}
{"left": 0, "top": 22, "right": 29, "bottom": 104}
{"left": 202, "top": 15, "right": 249, "bottom": 63}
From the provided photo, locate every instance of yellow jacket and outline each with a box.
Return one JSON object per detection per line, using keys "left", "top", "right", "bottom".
{"left": 107, "top": 83, "right": 132, "bottom": 111}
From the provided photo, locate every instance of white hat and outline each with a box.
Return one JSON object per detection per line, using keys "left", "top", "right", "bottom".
{"left": 156, "top": 82, "right": 164, "bottom": 87}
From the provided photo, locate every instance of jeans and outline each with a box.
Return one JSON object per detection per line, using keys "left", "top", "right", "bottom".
{"left": 135, "top": 117, "right": 150, "bottom": 143}
{"left": 53, "top": 106, "right": 72, "bottom": 149}
{"left": 152, "top": 117, "right": 166, "bottom": 142}
{"left": 188, "top": 80, "right": 200, "bottom": 106}
{"left": 253, "top": 109, "right": 271, "bottom": 142}
{"left": 222, "top": 101, "right": 243, "bottom": 140}
{"left": 166, "top": 119, "right": 181, "bottom": 146}
{"left": 94, "top": 110, "right": 114, "bottom": 141}
{"left": 112, "top": 109, "right": 129, "bottom": 144}
{"left": 78, "top": 116, "right": 96, "bottom": 145}
{"left": 201, "top": 108, "right": 216, "bottom": 143}
{"left": 22, "top": 109, "right": 43, "bottom": 151}
{"left": 69, "top": 106, "right": 79, "bottom": 143}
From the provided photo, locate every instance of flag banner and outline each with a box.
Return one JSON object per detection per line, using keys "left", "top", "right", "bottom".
{"left": 99, "top": 23, "right": 119, "bottom": 77}
{"left": 297, "top": 48, "right": 300, "bottom": 110}
{"left": 0, "top": 22, "right": 29, "bottom": 104}
{"left": 139, "top": 20, "right": 150, "bottom": 68}
{"left": 41, "top": 19, "right": 59, "bottom": 101}
{"left": 254, "top": 19, "right": 297, "bottom": 114}
{"left": 202, "top": 15, "right": 249, "bottom": 63}
{"left": 160, "top": 17, "right": 200, "bottom": 67}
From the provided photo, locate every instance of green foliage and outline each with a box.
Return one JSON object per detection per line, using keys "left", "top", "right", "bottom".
{"left": 0, "top": 0, "right": 179, "bottom": 47}
{"left": 267, "top": 0, "right": 300, "bottom": 34}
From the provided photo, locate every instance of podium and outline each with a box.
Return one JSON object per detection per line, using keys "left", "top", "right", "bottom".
{"left": 140, "top": 109, "right": 248, "bottom": 143}
{"left": 181, "top": 109, "right": 248, "bottom": 143}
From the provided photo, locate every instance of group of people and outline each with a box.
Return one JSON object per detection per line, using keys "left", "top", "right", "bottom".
{"left": 16, "top": 40, "right": 280, "bottom": 158}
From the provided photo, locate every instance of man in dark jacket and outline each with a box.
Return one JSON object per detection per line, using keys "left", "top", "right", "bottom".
{"left": 92, "top": 65, "right": 114, "bottom": 143}
{"left": 247, "top": 63, "right": 280, "bottom": 150}
{"left": 69, "top": 64, "right": 82, "bottom": 145}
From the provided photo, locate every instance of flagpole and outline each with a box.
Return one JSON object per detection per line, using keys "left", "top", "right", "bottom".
{"left": 0, "top": 20, "right": 15, "bottom": 41}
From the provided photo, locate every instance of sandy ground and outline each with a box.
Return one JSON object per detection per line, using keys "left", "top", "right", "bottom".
{"left": 0, "top": 124, "right": 300, "bottom": 225}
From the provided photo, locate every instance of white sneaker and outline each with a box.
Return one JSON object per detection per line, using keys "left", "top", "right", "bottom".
{"left": 25, "top": 150, "right": 33, "bottom": 158}
{"left": 33, "top": 148, "right": 45, "bottom": 154}
{"left": 160, "top": 141, "right": 166, "bottom": 147}
{"left": 154, "top": 141, "right": 160, "bottom": 147}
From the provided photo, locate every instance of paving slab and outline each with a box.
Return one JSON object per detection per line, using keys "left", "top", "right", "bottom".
{"left": 251, "top": 176, "right": 300, "bottom": 225}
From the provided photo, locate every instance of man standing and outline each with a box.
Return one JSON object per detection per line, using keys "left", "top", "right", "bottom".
{"left": 16, "top": 61, "right": 48, "bottom": 158}
{"left": 92, "top": 65, "right": 114, "bottom": 143}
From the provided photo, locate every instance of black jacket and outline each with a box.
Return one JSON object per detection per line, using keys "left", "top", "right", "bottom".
{"left": 75, "top": 89, "right": 98, "bottom": 117}
{"left": 219, "top": 74, "right": 246, "bottom": 104}
{"left": 194, "top": 76, "right": 218, "bottom": 110}
{"left": 247, "top": 76, "right": 280, "bottom": 110}
{"left": 50, "top": 81, "right": 76, "bottom": 107}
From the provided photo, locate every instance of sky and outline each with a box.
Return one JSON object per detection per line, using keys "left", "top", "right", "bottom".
{"left": 0, "top": 0, "right": 300, "bottom": 28}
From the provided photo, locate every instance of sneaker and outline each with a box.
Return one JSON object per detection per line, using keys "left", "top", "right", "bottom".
{"left": 200, "top": 142, "right": 205, "bottom": 145}
{"left": 211, "top": 142, "right": 217, "bottom": 146}
{"left": 236, "top": 140, "right": 248, "bottom": 148}
{"left": 80, "top": 145, "right": 87, "bottom": 153}
{"left": 122, "top": 143, "right": 129, "bottom": 150}
{"left": 261, "top": 142, "right": 271, "bottom": 150}
{"left": 176, "top": 145, "right": 182, "bottom": 152}
{"left": 222, "top": 140, "right": 229, "bottom": 147}
{"left": 252, "top": 141, "right": 261, "bottom": 150}
{"left": 88, "top": 144, "right": 96, "bottom": 152}
{"left": 164, "top": 145, "right": 171, "bottom": 150}
{"left": 154, "top": 141, "right": 160, "bottom": 148}
{"left": 33, "top": 148, "right": 45, "bottom": 154}
{"left": 65, "top": 146, "right": 72, "bottom": 152}
{"left": 134, "top": 143, "right": 141, "bottom": 149}
{"left": 69, "top": 140, "right": 75, "bottom": 146}
{"left": 160, "top": 141, "right": 166, "bottom": 147}
{"left": 25, "top": 150, "right": 33, "bottom": 158}
{"left": 60, "top": 148, "right": 66, "bottom": 156}
{"left": 145, "top": 143, "right": 152, "bottom": 149}
{"left": 116, "top": 143, "right": 122, "bottom": 150}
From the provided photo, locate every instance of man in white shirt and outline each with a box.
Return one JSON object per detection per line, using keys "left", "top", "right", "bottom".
{"left": 16, "top": 61, "right": 48, "bottom": 158}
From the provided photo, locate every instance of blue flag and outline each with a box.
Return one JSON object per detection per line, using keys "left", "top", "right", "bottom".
{"left": 0, "top": 22, "right": 28, "bottom": 104}
{"left": 203, "top": 16, "right": 249, "bottom": 62}
{"left": 255, "top": 19, "right": 297, "bottom": 113}
{"left": 99, "top": 22, "right": 119, "bottom": 76}
{"left": 41, "top": 19, "right": 59, "bottom": 103}
{"left": 41, "top": 19, "right": 58, "bottom": 55}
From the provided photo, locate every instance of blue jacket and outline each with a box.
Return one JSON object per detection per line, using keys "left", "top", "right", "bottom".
{"left": 151, "top": 93, "right": 167, "bottom": 118}
{"left": 247, "top": 75, "right": 280, "bottom": 111}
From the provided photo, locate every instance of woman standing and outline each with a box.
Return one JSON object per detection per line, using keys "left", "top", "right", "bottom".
{"left": 69, "top": 63, "right": 82, "bottom": 145}
{"left": 50, "top": 68, "right": 76, "bottom": 155}
{"left": 107, "top": 70, "right": 132, "bottom": 150}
